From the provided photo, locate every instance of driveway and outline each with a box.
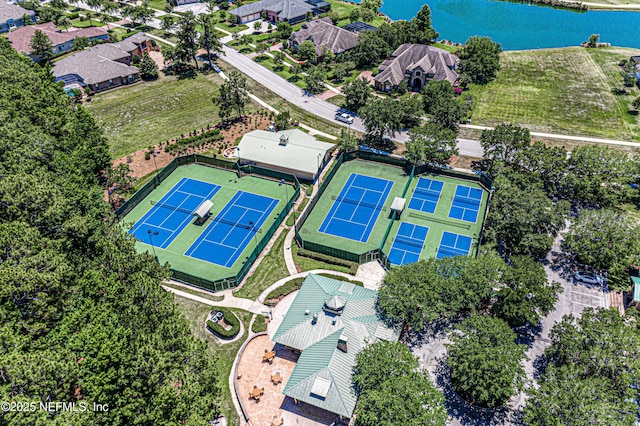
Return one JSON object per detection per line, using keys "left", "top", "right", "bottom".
{"left": 409, "top": 228, "right": 608, "bottom": 425}
{"left": 218, "top": 46, "right": 485, "bottom": 157}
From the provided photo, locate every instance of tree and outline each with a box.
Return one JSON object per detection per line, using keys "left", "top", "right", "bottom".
{"left": 123, "top": 4, "right": 154, "bottom": 26}
{"left": 331, "top": 61, "right": 353, "bottom": 82}
{"left": 174, "top": 11, "right": 199, "bottom": 70}
{"left": 276, "top": 21, "right": 292, "bottom": 39}
{"left": 378, "top": 253, "right": 505, "bottom": 329}
{"left": 410, "top": 4, "right": 439, "bottom": 44}
{"left": 446, "top": 315, "right": 527, "bottom": 408}
{"left": 327, "top": 10, "right": 340, "bottom": 25}
{"left": 297, "top": 39, "right": 317, "bottom": 63}
{"left": 342, "top": 77, "right": 371, "bottom": 112}
{"left": 319, "top": 45, "right": 334, "bottom": 64}
{"left": 272, "top": 50, "right": 285, "bottom": 70}
{"left": 360, "top": 7, "right": 376, "bottom": 23}
{"left": 349, "top": 7, "right": 360, "bottom": 22}
{"left": 406, "top": 123, "right": 459, "bottom": 167}
{"left": 212, "top": 70, "right": 249, "bottom": 120}
{"left": 491, "top": 255, "right": 562, "bottom": 327}
{"left": 71, "top": 36, "right": 90, "bottom": 51}
{"left": 337, "top": 128, "right": 358, "bottom": 152}
{"left": 30, "top": 29, "right": 52, "bottom": 64}
{"left": 253, "top": 20, "right": 261, "bottom": 33}
{"left": 199, "top": 14, "right": 223, "bottom": 67}
{"left": 304, "top": 65, "right": 327, "bottom": 95}
{"left": 160, "top": 15, "right": 174, "bottom": 33}
{"left": 360, "top": 0, "right": 382, "bottom": 12}
{"left": 484, "top": 173, "right": 568, "bottom": 258}
{"left": 397, "top": 93, "right": 423, "bottom": 129}
{"left": 458, "top": 36, "right": 502, "bottom": 84}
{"left": 254, "top": 42, "right": 269, "bottom": 56}
{"left": 632, "top": 96, "right": 640, "bottom": 111}
{"left": 564, "top": 209, "right": 640, "bottom": 289}
{"left": 525, "top": 308, "right": 640, "bottom": 425}
{"left": 479, "top": 123, "right": 531, "bottom": 174}
{"left": 359, "top": 97, "right": 403, "bottom": 140}
{"left": 421, "top": 80, "right": 464, "bottom": 131}
{"left": 587, "top": 33, "right": 600, "bottom": 48}
{"left": 55, "top": 15, "right": 73, "bottom": 32}
{"left": 350, "top": 29, "right": 390, "bottom": 68}
{"left": 140, "top": 52, "right": 158, "bottom": 79}
{"left": 354, "top": 341, "right": 447, "bottom": 426}
{"left": 274, "top": 110, "right": 291, "bottom": 130}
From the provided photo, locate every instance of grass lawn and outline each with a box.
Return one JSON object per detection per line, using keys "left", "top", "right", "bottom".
{"left": 86, "top": 72, "right": 229, "bottom": 159}
{"left": 326, "top": 94, "right": 345, "bottom": 107}
{"left": 471, "top": 47, "right": 640, "bottom": 141}
{"left": 164, "top": 282, "right": 225, "bottom": 301}
{"left": 291, "top": 243, "right": 350, "bottom": 273}
{"left": 254, "top": 55, "right": 306, "bottom": 89}
{"left": 327, "top": 0, "right": 386, "bottom": 27}
{"left": 234, "top": 231, "right": 290, "bottom": 300}
{"left": 172, "top": 295, "right": 251, "bottom": 425}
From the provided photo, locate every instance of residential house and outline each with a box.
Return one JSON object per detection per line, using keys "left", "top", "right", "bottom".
{"left": 0, "top": 2, "right": 35, "bottom": 33}
{"left": 235, "top": 129, "right": 334, "bottom": 181}
{"left": 373, "top": 43, "right": 459, "bottom": 92}
{"left": 289, "top": 17, "right": 357, "bottom": 56}
{"left": 115, "top": 31, "right": 153, "bottom": 58}
{"left": 6, "top": 22, "right": 108, "bottom": 59}
{"left": 272, "top": 274, "right": 401, "bottom": 419}
{"left": 230, "top": 0, "right": 319, "bottom": 24}
{"left": 52, "top": 43, "right": 141, "bottom": 92}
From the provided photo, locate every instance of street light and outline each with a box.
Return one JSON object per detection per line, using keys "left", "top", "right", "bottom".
{"left": 147, "top": 229, "right": 159, "bottom": 262}
{"left": 279, "top": 178, "right": 289, "bottom": 204}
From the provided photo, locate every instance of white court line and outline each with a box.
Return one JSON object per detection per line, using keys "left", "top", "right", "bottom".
{"left": 571, "top": 289, "right": 605, "bottom": 299}
{"left": 572, "top": 300, "right": 605, "bottom": 308}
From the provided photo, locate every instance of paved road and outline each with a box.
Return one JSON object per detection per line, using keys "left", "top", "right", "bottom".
{"left": 219, "top": 46, "right": 485, "bottom": 157}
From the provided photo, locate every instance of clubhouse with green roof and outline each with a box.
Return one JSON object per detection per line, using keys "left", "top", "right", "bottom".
{"left": 271, "top": 273, "right": 401, "bottom": 419}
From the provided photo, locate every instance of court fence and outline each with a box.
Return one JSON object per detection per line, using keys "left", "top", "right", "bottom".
{"left": 116, "top": 154, "right": 299, "bottom": 291}
{"left": 294, "top": 149, "right": 492, "bottom": 267}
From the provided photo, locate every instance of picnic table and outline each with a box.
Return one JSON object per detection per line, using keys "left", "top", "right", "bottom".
{"left": 249, "top": 386, "right": 264, "bottom": 402}
{"left": 271, "top": 372, "right": 282, "bottom": 385}
{"left": 263, "top": 349, "right": 276, "bottom": 363}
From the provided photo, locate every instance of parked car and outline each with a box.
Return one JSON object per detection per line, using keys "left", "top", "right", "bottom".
{"left": 335, "top": 113, "right": 354, "bottom": 124}
{"left": 574, "top": 271, "right": 604, "bottom": 285}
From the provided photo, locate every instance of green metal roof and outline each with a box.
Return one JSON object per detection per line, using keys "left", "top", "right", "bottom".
{"left": 274, "top": 274, "right": 401, "bottom": 418}
{"left": 631, "top": 276, "right": 640, "bottom": 303}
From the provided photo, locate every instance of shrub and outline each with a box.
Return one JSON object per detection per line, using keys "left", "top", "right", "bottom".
{"left": 305, "top": 185, "right": 313, "bottom": 196}
{"left": 295, "top": 249, "right": 358, "bottom": 274}
{"left": 251, "top": 316, "right": 268, "bottom": 333}
{"left": 206, "top": 308, "right": 240, "bottom": 338}
{"left": 144, "top": 151, "right": 151, "bottom": 160}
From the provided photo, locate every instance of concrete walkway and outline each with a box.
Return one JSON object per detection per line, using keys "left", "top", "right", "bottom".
{"left": 162, "top": 282, "right": 270, "bottom": 315}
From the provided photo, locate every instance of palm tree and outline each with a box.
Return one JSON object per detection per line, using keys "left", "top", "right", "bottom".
{"left": 56, "top": 16, "right": 73, "bottom": 32}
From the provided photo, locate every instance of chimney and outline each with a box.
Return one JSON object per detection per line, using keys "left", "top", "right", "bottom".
{"left": 279, "top": 134, "right": 289, "bottom": 146}
{"left": 337, "top": 335, "right": 348, "bottom": 353}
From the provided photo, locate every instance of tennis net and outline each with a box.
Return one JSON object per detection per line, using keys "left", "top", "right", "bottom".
{"left": 151, "top": 200, "right": 195, "bottom": 215}
{"left": 414, "top": 187, "right": 441, "bottom": 198}
{"left": 211, "top": 216, "right": 263, "bottom": 233}
{"left": 393, "top": 236, "right": 423, "bottom": 249}
{"left": 453, "top": 196, "right": 481, "bottom": 207}
{"left": 331, "top": 195, "right": 387, "bottom": 211}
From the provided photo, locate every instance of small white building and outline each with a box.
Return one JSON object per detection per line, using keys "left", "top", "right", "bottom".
{"left": 235, "top": 129, "right": 334, "bottom": 182}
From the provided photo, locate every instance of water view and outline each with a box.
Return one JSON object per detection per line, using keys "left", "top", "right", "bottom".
{"left": 376, "top": 0, "right": 640, "bottom": 50}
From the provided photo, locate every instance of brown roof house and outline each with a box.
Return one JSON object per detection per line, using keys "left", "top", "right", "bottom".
{"left": 52, "top": 43, "right": 140, "bottom": 92}
{"left": 6, "top": 22, "right": 108, "bottom": 60}
{"left": 373, "top": 44, "right": 459, "bottom": 92}
{"left": 0, "top": 1, "right": 35, "bottom": 33}
{"left": 289, "top": 17, "right": 357, "bottom": 56}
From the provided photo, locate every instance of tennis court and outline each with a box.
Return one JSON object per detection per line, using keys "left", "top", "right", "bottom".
{"left": 129, "top": 177, "right": 221, "bottom": 249}
{"left": 185, "top": 191, "right": 279, "bottom": 267}
{"left": 408, "top": 177, "right": 444, "bottom": 214}
{"left": 448, "top": 185, "right": 483, "bottom": 223}
{"left": 436, "top": 231, "right": 473, "bottom": 259}
{"left": 388, "top": 222, "right": 429, "bottom": 266}
{"left": 318, "top": 173, "right": 394, "bottom": 243}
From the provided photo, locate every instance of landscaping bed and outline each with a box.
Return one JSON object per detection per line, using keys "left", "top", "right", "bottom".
{"left": 206, "top": 308, "right": 240, "bottom": 339}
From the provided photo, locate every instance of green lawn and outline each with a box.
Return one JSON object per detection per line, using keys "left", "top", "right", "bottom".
{"left": 164, "top": 282, "right": 225, "bottom": 301}
{"left": 172, "top": 295, "right": 251, "bottom": 425}
{"left": 327, "top": 0, "right": 386, "bottom": 27}
{"left": 233, "top": 231, "right": 290, "bottom": 300}
{"left": 326, "top": 94, "right": 346, "bottom": 107}
{"left": 86, "top": 73, "right": 227, "bottom": 159}
{"left": 471, "top": 47, "right": 640, "bottom": 141}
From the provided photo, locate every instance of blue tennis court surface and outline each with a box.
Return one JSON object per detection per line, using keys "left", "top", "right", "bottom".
{"left": 185, "top": 191, "right": 279, "bottom": 268}
{"left": 388, "top": 222, "right": 429, "bottom": 266}
{"left": 319, "top": 173, "right": 394, "bottom": 243}
{"left": 448, "top": 185, "right": 483, "bottom": 223}
{"left": 436, "top": 232, "right": 473, "bottom": 259}
{"left": 129, "top": 178, "right": 221, "bottom": 249}
{"left": 408, "top": 178, "right": 444, "bottom": 214}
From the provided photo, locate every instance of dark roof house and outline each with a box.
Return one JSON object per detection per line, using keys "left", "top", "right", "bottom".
{"left": 230, "top": 0, "right": 316, "bottom": 24}
{"left": 0, "top": 2, "right": 35, "bottom": 33}
{"left": 289, "top": 17, "right": 357, "bottom": 55}
{"left": 52, "top": 43, "right": 140, "bottom": 92}
{"left": 374, "top": 43, "right": 459, "bottom": 92}
{"left": 272, "top": 274, "right": 401, "bottom": 418}
{"left": 6, "top": 22, "right": 108, "bottom": 58}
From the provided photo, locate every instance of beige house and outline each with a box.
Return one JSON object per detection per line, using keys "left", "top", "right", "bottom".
{"left": 289, "top": 17, "right": 357, "bottom": 56}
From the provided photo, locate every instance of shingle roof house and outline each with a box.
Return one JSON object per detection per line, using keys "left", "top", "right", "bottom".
{"left": 374, "top": 43, "right": 459, "bottom": 92}
{"left": 272, "top": 274, "right": 401, "bottom": 418}
{"left": 6, "top": 22, "right": 108, "bottom": 58}
{"left": 52, "top": 43, "right": 140, "bottom": 92}
{"left": 230, "top": 0, "right": 315, "bottom": 24}
{"left": 289, "top": 17, "right": 357, "bottom": 55}
{"left": 0, "top": 2, "right": 35, "bottom": 33}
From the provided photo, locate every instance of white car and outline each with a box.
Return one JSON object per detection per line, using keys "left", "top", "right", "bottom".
{"left": 335, "top": 113, "right": 354, "bottom": 124}
{"left": 574, "top": 271, "right": 603, "bottom": 285}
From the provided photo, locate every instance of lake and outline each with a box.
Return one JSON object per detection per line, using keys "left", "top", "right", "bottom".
{"left": 375, "top": 0, "right": 640, "bottom": 50}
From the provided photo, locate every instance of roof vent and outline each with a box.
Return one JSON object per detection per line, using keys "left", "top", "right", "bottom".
{"left": 337, "top": 335, "right": 348, "bottom": 353}
{"left": 279, "top": 133, "right": 289, "bottom": 146}
{"left": 331, "top": 317, "right": 337, "bottom": 325}
{"left": 312, "top": 313, "right": 318, "bottom": 325}
{"left": 305, "top": 309, "right": 310, "bottom": 315}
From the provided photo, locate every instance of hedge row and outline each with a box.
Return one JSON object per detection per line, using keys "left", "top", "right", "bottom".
{"left": 206, "top": 308, "right": 240, "bottom": 339}
{"left": 251, "top": 316, "right": 268, "bottom": 333}
{"left": 296, "top": 249, "right": 359, "bottom": 275}
{"left": 265, "top": 277, "right": 305, "bottom": 305}
{"left": 165, "top": 129, "right": 223, "bottom": 154}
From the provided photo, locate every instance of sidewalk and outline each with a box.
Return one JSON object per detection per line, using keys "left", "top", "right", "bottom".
{"left": 162, "top": 282, "right": 269, "bottom": 314}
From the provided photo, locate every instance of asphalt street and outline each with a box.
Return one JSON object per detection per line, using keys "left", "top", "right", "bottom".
{"left": 219, "top": 45, "right": 485, "bottom": 158}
